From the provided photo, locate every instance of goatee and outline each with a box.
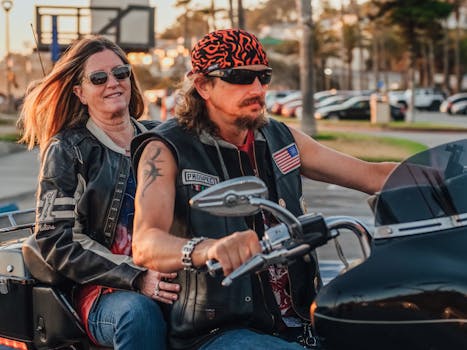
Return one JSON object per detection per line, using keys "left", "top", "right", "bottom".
{"left": 234, "top": 112, "right": 268, "bottom": 130}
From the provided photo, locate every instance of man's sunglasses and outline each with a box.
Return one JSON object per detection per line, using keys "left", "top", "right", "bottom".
{"left": 83, "top": 64, "right": 132, "bottom": 86}
{"left": 207, "top": 68, "right": 272, "bottom": 85}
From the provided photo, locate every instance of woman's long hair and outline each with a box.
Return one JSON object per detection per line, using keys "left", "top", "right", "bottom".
{"left": 174, "top": 74, "right": 219, "bottom": 136}
{"left": 19, "top": 35, "right": 145, "bottom": 154}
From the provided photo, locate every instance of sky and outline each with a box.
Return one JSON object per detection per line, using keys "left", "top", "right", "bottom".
{"left": 0, "top": 0, "right": 263, "bottom": 58}
{"left": 0, "top": 0, "right": 331, "bottom": 59}
{"left": 0, "top": 0, "right": 182, "bottom": 58}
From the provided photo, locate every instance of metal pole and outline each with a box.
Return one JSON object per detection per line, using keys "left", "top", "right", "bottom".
{"left": 2, "top": 0, "right": 13, "bottom": 113}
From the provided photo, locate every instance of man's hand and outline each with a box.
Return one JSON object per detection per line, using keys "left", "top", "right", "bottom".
{"left": 204, "top": 230, "right": 262, "bottom": 276}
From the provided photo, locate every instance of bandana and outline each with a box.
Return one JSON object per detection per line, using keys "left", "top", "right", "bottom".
{"left": 190, "top": 29, "right": 269, "bottom": 75}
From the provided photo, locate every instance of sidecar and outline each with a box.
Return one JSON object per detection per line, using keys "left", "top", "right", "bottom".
{"left": 0, "top": 208, "right": 91, "bottom": 350}
{"left": 312, "top": 139, "right": 467, "bottom": 349}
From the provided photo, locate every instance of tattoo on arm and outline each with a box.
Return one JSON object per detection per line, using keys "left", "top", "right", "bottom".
{"left": 142, "top": 148, "right": 163, "bottom": 197}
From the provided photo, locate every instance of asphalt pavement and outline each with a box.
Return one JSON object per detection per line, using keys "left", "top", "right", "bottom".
{"left": 0, "top": 111, "right": 465, "bottom": 232}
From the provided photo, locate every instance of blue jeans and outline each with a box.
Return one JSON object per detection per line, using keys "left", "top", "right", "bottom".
{"left": 87, "top": 290, "right": 167, "bottom": 350}
{"left": 199, "top": 329, "right": 304, "bottom": 350}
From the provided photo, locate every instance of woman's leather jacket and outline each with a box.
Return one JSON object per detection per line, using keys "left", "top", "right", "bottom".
{"left": 23, "top": 117, "right": 158, "bottom": 290}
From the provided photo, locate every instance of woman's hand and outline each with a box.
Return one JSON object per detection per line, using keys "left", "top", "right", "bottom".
{"left": 136, "top": 270, "right": 180, "bottom": 304}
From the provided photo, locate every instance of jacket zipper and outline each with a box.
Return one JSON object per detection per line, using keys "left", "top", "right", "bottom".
{"left": 237, "top": 146, "right": 276, "bottom": 328}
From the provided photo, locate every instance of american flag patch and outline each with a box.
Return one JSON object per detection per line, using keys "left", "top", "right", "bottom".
{"left": 272, "top": 143, "right": 301, "bottom": 174}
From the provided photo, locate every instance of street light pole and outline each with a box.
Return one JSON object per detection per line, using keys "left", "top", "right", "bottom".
{"left": 2, "top": 0, "right": 13, "bottom": 113}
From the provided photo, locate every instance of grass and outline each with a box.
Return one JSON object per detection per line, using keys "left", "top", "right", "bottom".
{"left": 315, "top": 131, "right": 427, "bottom": 162}
{"left": 270, "top": 115, "right": 429, "bottom": 161}
{"left": 273, "top": 115, "right": 467, "bottom": 132}
{"left": 0, "top": 133, "right": 20, "bottom": 142}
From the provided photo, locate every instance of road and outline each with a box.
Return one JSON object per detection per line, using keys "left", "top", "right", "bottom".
{"left": 0, "top": 111, "right": 465, "bottom": 262}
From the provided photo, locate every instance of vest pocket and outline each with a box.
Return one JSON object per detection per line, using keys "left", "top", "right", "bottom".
{"left": 170, "top": 269, "right": 254, "bottom": 338}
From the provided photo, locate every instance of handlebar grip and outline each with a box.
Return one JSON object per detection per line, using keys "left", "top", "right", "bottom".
{"left": 206, "top": 259, "right": 222, "bottom": 277}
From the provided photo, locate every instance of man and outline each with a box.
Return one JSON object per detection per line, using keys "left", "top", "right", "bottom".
{"left": 131, "top": 29, "right": 396, "bottom": 350}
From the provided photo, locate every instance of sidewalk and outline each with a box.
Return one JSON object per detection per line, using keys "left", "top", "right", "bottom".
{"left": 0, "top": 145, "right": 39, "bottom": 210}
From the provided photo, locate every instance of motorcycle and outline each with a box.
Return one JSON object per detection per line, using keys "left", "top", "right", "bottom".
{"left": 1, "top": 139, "right": 467, "bottom": 349}
{"left": 193, "top": 138, "right": 467, "bottom": 349}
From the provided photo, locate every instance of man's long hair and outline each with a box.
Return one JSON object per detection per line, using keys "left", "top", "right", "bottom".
{"left": 19, "top": 35, "right": 145, "bottom": 154}
{"left": 174, "top": 74, "right": 220, "bottom": 136}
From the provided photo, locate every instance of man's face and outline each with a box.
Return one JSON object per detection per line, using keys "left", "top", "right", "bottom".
{"left": 201, "top": 65, "right": 270, "bottom": 131}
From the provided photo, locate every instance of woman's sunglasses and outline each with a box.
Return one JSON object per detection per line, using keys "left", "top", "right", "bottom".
{"left": 83, "top": 64, "right": 132, "bottom": 86}
{"left": 207, "top": 68, "right": 272, "bottom": 85}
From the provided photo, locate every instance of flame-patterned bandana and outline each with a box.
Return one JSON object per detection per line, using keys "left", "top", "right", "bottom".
{"left": 190, "top": 28, "right": 269, "bottom": 75}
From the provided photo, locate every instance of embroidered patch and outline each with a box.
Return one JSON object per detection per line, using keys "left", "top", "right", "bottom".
{"left": 272, "top": 143, "right": 301, "bottom": 174}
{"left": 182, "top": 169, "right": 219, "bottom": 187}
{"left": 38, "top": 190, "right": 58, "bottom": 222}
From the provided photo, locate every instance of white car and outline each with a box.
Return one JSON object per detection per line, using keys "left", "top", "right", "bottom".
{"left": 403, "top": 88, "right": 445, "bottom": 111}
{"left": 439, "top": 92, "right": 467, "bottom": 114}
{"left": 449, "top": 100, "right": 467, "bottom": 115}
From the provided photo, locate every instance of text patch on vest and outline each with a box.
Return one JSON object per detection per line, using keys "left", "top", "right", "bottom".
{"left": 182, "top": 169, "right": 219, "bottom": 187}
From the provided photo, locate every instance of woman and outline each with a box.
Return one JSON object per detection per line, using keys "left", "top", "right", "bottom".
{"left": 19, "top": 36, "right": 178, "bottom": 350}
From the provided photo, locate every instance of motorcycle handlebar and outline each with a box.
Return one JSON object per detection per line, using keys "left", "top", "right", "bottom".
{"left": 206, "top": 214, "right": 331, "bottom": 279}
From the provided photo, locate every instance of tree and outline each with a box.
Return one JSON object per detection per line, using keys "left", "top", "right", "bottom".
{"left": 296, "top": 0, "right": 316, "bottom": 136}
{"left": 373, "top": 0, "right": 452, "bottom": 122}
{"left": 448, "top": 0, "right": 464, "bottom": 92}
{"left": 342, "top": 22, "right": 360, "bottom": 90}
{"left": 238, "top": 0, "right": 245, "bottom": 29}
{"left": 245, "top": 0, "right": 297, "bottom": 32}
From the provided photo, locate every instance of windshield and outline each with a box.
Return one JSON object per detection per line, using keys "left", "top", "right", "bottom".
{"left": 374, "top": 139, "right": 467, "bottom": 238}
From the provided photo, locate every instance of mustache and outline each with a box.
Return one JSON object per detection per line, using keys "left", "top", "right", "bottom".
{"left": 239, "top": 97, "right": 265, "bottom": 108}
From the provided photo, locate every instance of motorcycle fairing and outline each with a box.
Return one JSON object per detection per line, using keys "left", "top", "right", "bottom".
{"left": 313, "top": 139, "right": 467, "bottom": 350}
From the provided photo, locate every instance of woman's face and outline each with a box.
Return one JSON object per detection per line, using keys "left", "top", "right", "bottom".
{"left": 73, "top": 49, "right": 132, "bottom": 120}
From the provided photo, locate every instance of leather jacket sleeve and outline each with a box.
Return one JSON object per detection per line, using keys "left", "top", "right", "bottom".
{"left": 28, "top": 138, "right": 145, "bottom": 290}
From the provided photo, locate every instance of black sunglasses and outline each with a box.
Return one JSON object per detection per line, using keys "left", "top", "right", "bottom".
{"left": 207, "top": 68, "right": 272, "bottom": 85}
{"left": 83, "top": 64, "right": 132, "bottom": 86}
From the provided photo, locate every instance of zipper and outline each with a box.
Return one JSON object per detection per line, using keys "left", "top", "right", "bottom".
{"left": 236, "top": 148, "right": 246, "bottom": 177}
{"left": 236, "top": 149, "right": 256, "bottom": 232}
{"left": 252, "top": 140, "right": 260, "bottom": 178}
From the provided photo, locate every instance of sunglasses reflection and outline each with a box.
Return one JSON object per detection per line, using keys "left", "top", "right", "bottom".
{"left": 208, "top": 68, "right": 272, "bottom": 85}
{"left": 85, "top": 64, "right": 132, "bottom": 85}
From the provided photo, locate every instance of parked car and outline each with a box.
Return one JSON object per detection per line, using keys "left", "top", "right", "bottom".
{"left": 388, "top": 90, "right": 408, "bottom": 108}
{"left": 439, "top": 92, "right": 467, "bottom": 114}
{"left": 266, "top": 90, "right": 296, "bottom": 111}
{"left": 403, "top": 88, "right": 445, "bottom": 111}
{"left": 314, "top": 89, "right": 340, "bottom": 103}
{"left": 449, "top": 100, "right": 467, "bottom": 115}
{"left": 315, "top": 94, "right": 352, "bottom": 109}
{"left": 270, "top": 91, "right": 301, "bottom": 115}
{"left": 281, "top": 99, "right": 303, "bottom": 118}
{"left": 314, "top": 95, "right": 405, "bottom": 121}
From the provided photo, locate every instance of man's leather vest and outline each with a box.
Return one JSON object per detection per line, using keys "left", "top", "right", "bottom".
{"left": 132, "top": 118, "right": 321, "bottom": 349}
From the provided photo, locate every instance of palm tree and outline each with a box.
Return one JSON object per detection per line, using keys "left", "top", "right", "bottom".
{"left": 373, "top": 0, "right": 452, "bottom": 122}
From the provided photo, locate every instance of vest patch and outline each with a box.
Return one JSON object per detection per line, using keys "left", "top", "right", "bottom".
{"left": 182, "top": 169, "right": 219, "bottom": 187}
{"left": 272, "top": 143, "right": 301, "bottom": 174}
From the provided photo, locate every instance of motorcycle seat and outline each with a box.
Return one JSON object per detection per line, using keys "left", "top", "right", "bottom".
{"left": 22, "top": 235, "right": 66, "bottom": 285}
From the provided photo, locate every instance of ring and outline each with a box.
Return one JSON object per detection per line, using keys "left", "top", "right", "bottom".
{"left": 153, "top": 281, "right": 160, "bottom": 297}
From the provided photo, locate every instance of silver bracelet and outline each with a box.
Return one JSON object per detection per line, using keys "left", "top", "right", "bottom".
{"left": 181, "top": 236, "right": 207, "bottom": 270}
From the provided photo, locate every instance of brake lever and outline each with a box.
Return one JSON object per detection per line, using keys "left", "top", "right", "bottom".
{"left": 206, "top": 223, "right": 291, "bottom": 277}
{"left": 221, "top": 243, "right": 311, "bottom": 287}
{"left": 206, "top": 239, "right": 269, "bottom": 277}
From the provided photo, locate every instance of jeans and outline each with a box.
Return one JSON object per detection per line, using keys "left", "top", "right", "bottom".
{"left": 199, "top": 329, "right": 304, "bottom": 350}
{"left": 87, "top": 290, "right": 167, "bottom": 350}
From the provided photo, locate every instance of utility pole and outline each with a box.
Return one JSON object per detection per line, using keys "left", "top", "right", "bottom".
{"left": 2, "top": 0, "right": 13, "bottom": 113}
{"left": 297, "top": 0, "right": 316, "bottom": 136}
